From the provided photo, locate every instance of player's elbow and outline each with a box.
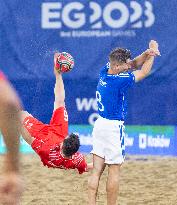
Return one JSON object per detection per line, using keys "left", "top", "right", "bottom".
{"left": 54, "top": 100, "right": 65, "bottom": 109}
{"left": 141, "top": 70, "right": 150, "bottom": 78}
{"left": 135, "top": 71, "right": 149, "bottom": 82}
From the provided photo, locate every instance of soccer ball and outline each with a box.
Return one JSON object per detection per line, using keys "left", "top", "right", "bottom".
{"left": 55, "top": 52, "right": 74, "bottom": 73}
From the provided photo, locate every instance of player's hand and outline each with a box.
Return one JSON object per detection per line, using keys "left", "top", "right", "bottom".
{"left": 149, "top": 40, "right": 158, "bottom": 49}
{"left": 86, "top": 162, "right": 93, "bottom": 172}
{"left": 0, "top": 173, "right": 24, "bottom": 205}
{"left": 148, "top": 40, "right": 160, "bottom": 56}
{"left": 145, "top": 48, "right": 160, "bottom": 57}
{"left": 54, "top": 53, "right": 62, "bottom": 75}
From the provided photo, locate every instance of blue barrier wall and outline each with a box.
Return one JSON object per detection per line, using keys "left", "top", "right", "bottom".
{"left": 1, "top": 1, "right": 177, "bottom": 125}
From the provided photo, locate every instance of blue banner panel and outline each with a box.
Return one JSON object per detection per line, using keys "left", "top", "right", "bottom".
{"left": 125, "top": 126, "right": 177, "bottom": 156}
{"left": 0, "top": 125, "right": 176, "bottom": 156}
{"left": 69, "top": 125, "right": 93, "bottom": 153}
{"left": 70, "top": 125, "right": 177, "bottom": 156}
{"left": 1, "top": 1, "right": 177, "bottom": 125}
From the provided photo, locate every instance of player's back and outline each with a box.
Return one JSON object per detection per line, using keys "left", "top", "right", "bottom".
{"left": 96, "top": 63, "right": 135, "bottom": 121}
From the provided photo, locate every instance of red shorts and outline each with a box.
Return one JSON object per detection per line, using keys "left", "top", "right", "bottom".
{"left": 23, "top": 107, "right": 69, "bottom": 151}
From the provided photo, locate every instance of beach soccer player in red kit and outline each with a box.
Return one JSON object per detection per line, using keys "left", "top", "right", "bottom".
{"left": 20, "top": 53, "right": 93, "bottom": 174}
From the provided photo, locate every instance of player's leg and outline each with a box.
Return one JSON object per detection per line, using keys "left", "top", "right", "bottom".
{"left": 88, "top": 117, "right": 106, "bottom": 204}
{"left": 106, "top": 164, "right": 121, "bottom": 205}
{"left": 20, "top": 111, "right": 36, "bottom": 145}
{"left": 0, "top": 75, "right": 24, "bottom": 205}
{"left": 21, "top": 110, "right": 48, "bottom": 147}
{"left": 88, "top": 154, "right": 106, "bottom": 205}
{"left": 104, "top": 124, "right": 125, "bottom": 205}
{"left": 53, "top": 53, "right": 65, "bottom": 110}
{"left": 0, "top": 79, "right": 21, "bottom": 172}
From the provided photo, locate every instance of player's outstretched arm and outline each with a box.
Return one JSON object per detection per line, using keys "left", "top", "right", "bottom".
{"left": 129, "top": 50, "right": 149, "bottom": 70}
{"left": 129, "top": 40, "right": 160, "bottom": 70}
{"left": 53, "top": 53, "right": 65, "bottom": 110}
{"left": 133, "top": 55, "right": 155, "bottom": 82}
{"left": 133, "top": 40, "right": 160, "bottom": 82}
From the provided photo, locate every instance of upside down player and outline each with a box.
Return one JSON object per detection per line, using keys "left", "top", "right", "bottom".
{"left": 0, "top": 71, "right": 23, "bottom": 205}
{"left": 20, "top": 53, "right": 93, "bottom": 174}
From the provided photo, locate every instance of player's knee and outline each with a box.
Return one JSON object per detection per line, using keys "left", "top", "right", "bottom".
{"left": 0, "top": 86, "right": 21, "bottom": 111}
{"left": 88, "top": 175, "right": 99, "bottom": 191}
{"left": 20, "top": 111, "right": 32, "bottom": 121}
{"left": 0, "top": 99, "right": 20, "bottom": 118}
{"left": 21, "top": 111, "right": 30, "bottom": 116}
{"left": 93, "top": 165, "right": 105, "bottom": 177}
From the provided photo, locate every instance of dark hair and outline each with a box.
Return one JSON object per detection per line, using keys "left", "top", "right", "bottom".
{"left": 62, "top": 133, "right": 80, "bottom": 157}
{"left": 109, "top": 48, "right": 131, "bottom": 63}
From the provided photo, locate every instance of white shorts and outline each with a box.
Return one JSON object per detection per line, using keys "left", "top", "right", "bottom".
{"left": 91, "top": 116, "right": 125, "bottom": 164}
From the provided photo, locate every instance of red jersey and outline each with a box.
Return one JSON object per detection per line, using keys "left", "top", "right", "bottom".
{"left": 23, "top": 107, "right": 87, "bottom": 174}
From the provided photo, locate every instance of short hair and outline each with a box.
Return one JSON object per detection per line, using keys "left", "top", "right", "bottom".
{"left": 109, "top": 48, "right": 131, "bottom": 63}
{"left": 62, "top": 133, "right": 80, "bottom": 157}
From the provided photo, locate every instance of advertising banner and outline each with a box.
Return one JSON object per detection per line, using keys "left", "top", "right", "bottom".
{"left": 0, "top": 125, "right": 176, "bottom": 156}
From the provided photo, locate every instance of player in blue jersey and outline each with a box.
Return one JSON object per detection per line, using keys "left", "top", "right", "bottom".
{"left": 88, "top": 40, "right": 160, "bottom": 205}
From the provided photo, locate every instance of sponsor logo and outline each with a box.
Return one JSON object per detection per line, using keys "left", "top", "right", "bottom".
{"left": 76, "top": 97, "right": 98, "bottom": 125}
{"left": 99, "top": 79, "right": 107, "bottom": 87}
{"left": 76, "top": 98, "right": 97, "bottom": 111}
{"left": 139, "top": 133, "right": 171, "bottom": 149}
{"left": 125, "top": 134, "right": 134, "bottom": 147}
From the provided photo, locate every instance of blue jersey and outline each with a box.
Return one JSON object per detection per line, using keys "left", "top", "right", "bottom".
{"left": 96, "top": 63, "right": 135, "bottom": 121}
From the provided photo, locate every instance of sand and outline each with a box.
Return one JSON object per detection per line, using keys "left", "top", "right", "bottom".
{"left": 1, "top": 154, "right": 177, "bottom": 205}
